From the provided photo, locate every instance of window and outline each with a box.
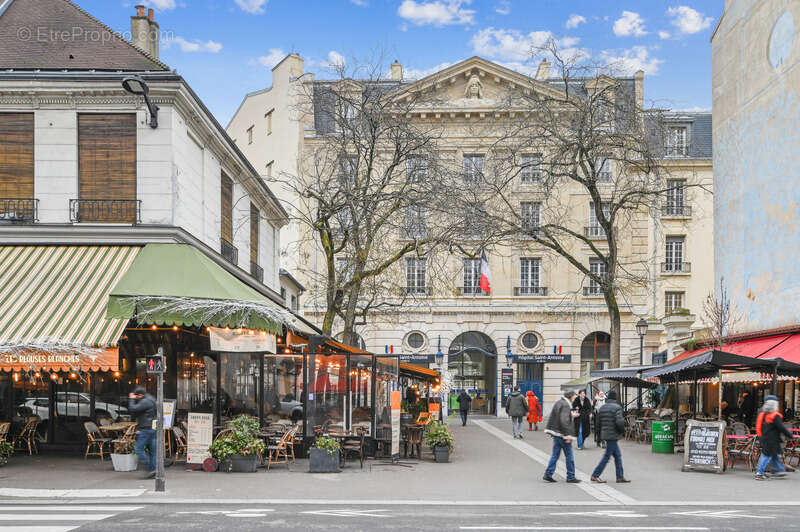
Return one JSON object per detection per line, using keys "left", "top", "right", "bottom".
{"left": 665, "top": 236, "right": 685, "bottom": 272}
{"left": 520, "top": 202, "right": 541, "bottom": 232}
{"left": 588, "top": 202, "right": 610, "bottom": 238}
{"left": 406, "top": 157, "right": 428, "bottom": 184}
{"left": 291, "top": 294, "right": 298, "bottom": 312}
{"left": 665, "top": 291, "right": 685, "bottom": 314}
{"left": 247, "top": 125, "right": 254, "bottom": 144}
{"left": 407, "top": 331, "right": 426, "bottom": 350}
{"left": 404, "top": 205, "right": 427, "bottom": 239}
{"left": 266, "top": 161, "right": 274, "bottom": 178}
{"left": 587, "top": 258, "right": 606, "bottom": 295}
{"left": 338, "top": 155, "right": 357, "bottom": 188}
{"left": 520, "top": 154, "right": 542, "bottom": 183}
{"left": 665, "top": 179, "right": 686, "bottom": 215}
{"left": 462, "top": 258, "right": 482, "bottom": 295}
{"left": 519, "top": 258, "right": 541, "bottom": 295}
{"left": 280, "top": 287, "right": 287, "bottom": 302}
{"left": 596, "top": 156, "right": 611, "bottom": 181}
{"left": 405, "top": 257, "right": 427, "bottom": 295}
{"left": 220, "top": 172, "right": 233, "bottom": 244}
{"left": 335, "top": 100, "right": 356, "bottom": 132}
{"left": 463, "top": 209, "right": 485, "bottom": 237}
{"left": 666, "top": 126, "right": 688, "bottom": 156}
{"left": 0, "top": 113, "right": 35, "bottom": 221}
{"left": 463, "top": 154, "right": 484, "bottom": 183}
{"left": 265, "top": 109, "right": 273, "bottom": 135}
{"left": 336, "top": 257, "right": 353, "bottom": 282}
{"left": 521, "top": 332, "right": 539, "bottom": 350}
{"left": 250, "top": 203, "right": 260, "bottom": 266}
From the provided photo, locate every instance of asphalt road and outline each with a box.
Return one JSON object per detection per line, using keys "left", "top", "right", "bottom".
{"left": 1, "top": 503, "right": 798, "bottom": 532}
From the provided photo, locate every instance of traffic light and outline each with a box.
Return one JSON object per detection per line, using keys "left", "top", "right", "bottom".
{"left": 146, "top": 352, "right": 165, "bottom": 374}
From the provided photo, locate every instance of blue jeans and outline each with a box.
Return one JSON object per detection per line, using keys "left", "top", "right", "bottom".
{"left": 135, "top": 428, "right": 156, "bottom": 471}
{"left": 512, "top": 416, "right": 523, "bottom": 437}
{"left": 460, "top": 410, "right": 468, "bottom": 425}
{"left": 545, "top": 436, "right": 576, "bottom": 480}
{"left": 757, "top": 453, "right": 786, "bottom": 475}
{"left": 592, "top": 439, "right": 624, "bottom": 480}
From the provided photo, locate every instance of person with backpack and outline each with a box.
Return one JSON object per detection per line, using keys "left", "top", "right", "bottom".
{"left": 755, "top": 394, "right": 793, "bottom": 480}
{"left": 505, "top": 385, "right": 528, "bottom": 439}
{"left": 590, "top": 390, "right": 630, "bottom": 483}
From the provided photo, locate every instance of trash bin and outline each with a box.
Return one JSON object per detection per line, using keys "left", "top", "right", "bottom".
{"left": 651, "top": 420, "right": 675, "bottom": 453}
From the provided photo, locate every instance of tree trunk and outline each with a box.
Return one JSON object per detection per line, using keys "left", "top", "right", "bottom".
{"left": 605, "top": 292, "right": 622, "bottom": 369}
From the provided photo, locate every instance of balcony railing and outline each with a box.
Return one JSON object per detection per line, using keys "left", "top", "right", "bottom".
{"left": 584, "top": 225, "right": 606, "bottom": 239}
{"left": 0, "top": 198, "right": 38, "bottom": 223}
{"left": 250, "top": 262, "right": 264, "bottom": 283}
{"left": 661, "top": 205, "right": 692, "bottom": 218}
{"left": 514, "top": 286, "right": 547, "bottom": 296}
{"left": 583, "top": 286, "right": 604, "bottom": 297}
{"left": 69, "top": 199, "right": 140, "bottom": 224}
{"left": 458, "top": 286, "right": 488, "bottom": 296}
{"left": 221, "top": 238, "right": 238, "bottom": 265}
{"left": 403, "top": 286, "right": 432, "bottom": 296}
{"left": 661, "top": 262, "right": 691, "bottom": 274}
{"left": 665, "top": 145, "right": 690, "bottom": 157}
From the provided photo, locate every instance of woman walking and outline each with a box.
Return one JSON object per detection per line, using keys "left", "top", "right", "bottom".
{"left": 526, "top": 390, "right": 542, "bottom": 431}
{"left": 572, "top": 389, "right": 593, "bottom": 449}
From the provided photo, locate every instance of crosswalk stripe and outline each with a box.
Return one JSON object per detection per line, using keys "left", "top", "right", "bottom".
{"left": 0, "top": 506, "right": 142, "bottom": 512}
{"left": 0, "top": 527, "right": 79, "bottom": 532}
{"left": 0, "top": 515, "right": 115, "bottom": 521}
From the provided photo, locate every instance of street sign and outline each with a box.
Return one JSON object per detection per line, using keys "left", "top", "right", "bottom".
{"left": 146, "top": 352, "right": 165, "bottom": 374}
{"left": 515, "top": 354, "right": 571, "bottom": 363}
{"left": 500, "top": 368, "right": 513, "bottom": 408}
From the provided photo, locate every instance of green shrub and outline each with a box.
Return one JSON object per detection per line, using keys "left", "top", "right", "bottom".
{"left": 208, "top": 415, "right": 266, "bottom": 467}
{"left": 312, "top": 436, "right": 341, "bottom": 456}
{"left": 425, "top": 421, "right": 454, "bottom": 451}
{"left": 0, "top": 441, "right": 12, "bottom": 467}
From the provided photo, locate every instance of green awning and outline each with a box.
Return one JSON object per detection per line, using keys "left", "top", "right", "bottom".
{"left": 106, "top": 243, "right": 297, "bottom": 335}
{"left": 560, "top": 374, "right": 599, "bottom": 391}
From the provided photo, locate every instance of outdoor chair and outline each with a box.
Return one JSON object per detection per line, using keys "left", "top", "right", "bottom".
{"left": 285, "top": 426, "right": 298, "bottom": 462}
{"left": 342, "top": 426, "right": 366, "bottom": 469}
{"left": 624, "top": 416, "right": 637, "bottom": 440}
{"left": 0, "top": 421, "right": 10, "bottom": 442}
{"left": 403, "top": 425, "right": 423, "bottom": 459}
{"left": 83, "top": 421, "right": 111, "bottom": 460}
{"left": 266, "top": 428, "right": 292, "bottom": 470}
{"left": 376, "top": 424, "right": 392, "bottom": 457}
{"left": 172, "top": 426, "right": 188, "bottom": 463}
{"left": 414, "top": 412, "right": 432, "bottom": 426}
{"left": 731, "top": 422, "right": 749, "bottom": 436}
{"left": 726, "top": 436, "right": 758, "bottom": 471}
{"left": 13, "top": 417, "right": 40, "bottom": 455}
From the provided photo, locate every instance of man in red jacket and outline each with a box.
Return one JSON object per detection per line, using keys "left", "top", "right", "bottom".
{"left": 755, "top": 395, "right": 793, "bottom": 480}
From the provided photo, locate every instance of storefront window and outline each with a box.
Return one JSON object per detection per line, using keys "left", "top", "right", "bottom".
{"left": 305, "top": 354, "right": 347, "bottom": 436}
{"left": 219, "top": 353, "right": 260, "bottom": 421}
{"left": 375, "top": 357, "right": 398, "bottom": 428}
{"left": 177, "top": 353, "right": 214, "bottom": 415}
{"left": 350, "top": 354, "right": 374, "bottom": 435}
{"left": 263, "top": 355, "right": 303, "bottom": 423}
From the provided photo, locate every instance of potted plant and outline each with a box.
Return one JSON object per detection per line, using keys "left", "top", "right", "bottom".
{"left": 208, "top": 415, "right": 266, "bottom": 473}
{"left": 425, "top": 421, "right": 454, "bottom": 463}
{"left": 0, "top": 441, "right": 12, "bottom": 467}
{"left": 309, "top": 437, "right": 341, "bottom": 473}
{"left": 110, "top": 439, "right": 138, "bottom": 472}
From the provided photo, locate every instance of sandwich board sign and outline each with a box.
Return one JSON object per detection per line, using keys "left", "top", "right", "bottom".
{"left": 682, "top": 420, "right": 726, "bottom": 473}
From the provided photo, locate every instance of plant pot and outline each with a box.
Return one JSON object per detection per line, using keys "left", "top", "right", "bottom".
{"left": 111, "top": 453, "right": 138, "bottom": 472}
{"left": 221, "top": 454, "right": 258, "bottom": 473}
{"left": 433, "top": 445, "right": 451, "bottom": 463}
{"left": 309, "top": 448, "right": 340, "bottom": 473}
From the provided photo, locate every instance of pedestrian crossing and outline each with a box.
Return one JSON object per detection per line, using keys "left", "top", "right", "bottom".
{"left": 0, "top": 505, "right": 142, "bottom": 532}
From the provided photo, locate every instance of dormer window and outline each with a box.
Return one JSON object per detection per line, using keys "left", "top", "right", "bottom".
{"left": 666, "top": 126, "right": 688, "bottom": 157}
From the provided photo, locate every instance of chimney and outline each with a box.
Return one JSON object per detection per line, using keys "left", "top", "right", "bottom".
{"left": 130, "top": 5, "right": 160, "bottom": 60}
{"left": 391, "top": 60, "right": 403, "bottom": 81}
{"left": 535, "top": 58, "right": 551, "bottom": 81}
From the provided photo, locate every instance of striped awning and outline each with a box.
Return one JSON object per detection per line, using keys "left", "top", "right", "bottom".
{"left": 0, "top": 246, "right": 140, "bottom": 371}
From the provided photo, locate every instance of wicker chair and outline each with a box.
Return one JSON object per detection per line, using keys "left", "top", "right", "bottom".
{"left": 726, "top": 436, "right": 758, "bottom": 471}
{"left": 0, "top": 421, "right": 10, "bottom": 442}
{"left": 84, "top": 422, "right": 111, "bottom": 460}
{"left": 266, "top": 428, "right": 293, "bottom": 470}
{"left": 14, "top": 417, "right": 40, "bottom": 455}
{"left": 342, "top": 426, "right": 366, "bottom": 469}
{"left": 172, "top": 426, "right": 188, "bottom": 462}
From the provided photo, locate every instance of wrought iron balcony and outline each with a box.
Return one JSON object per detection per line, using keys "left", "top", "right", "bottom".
{"left": 221, "top": 238, "right": 238, "bottom": 265}
{"left": 251, "top": 261, "right": 264, "bottom": 283}
{"left": 661, "top": 262, "right": 691, "bottom": 274}
{"left": 403, "top": 286, "right": 432, "bottom": 296}
{"left": 584, "top": 225, "right": 606, "bottom": 239}
{"left": 69, "top": 199, "right": 140, "bottom": 224}
{"left": 664, "top": 144, "right": 690, "bottom": 157}
{"left": 583, "top": 286, "right": 604, "bottom": 297}
{"left": 0, "top": 198, "right": 38, "bottom": 223}
{"left": 457, "top": 286, "right": 488, "bottom": 296}
{"left": 661, "top": 205, "right": 692, "bottom": 218}
{"left": 514, "top": 286, "right": 548, "bottom": 296}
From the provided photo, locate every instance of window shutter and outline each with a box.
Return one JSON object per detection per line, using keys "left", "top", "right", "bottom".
{"left": 250, "top": 203, "right": 259, "bottom": 264}
{"left": 220, "top": 172, "right": 233, "bottom": 243}
{"left": 0, "top": 113, "right": 34, "bottom": 199}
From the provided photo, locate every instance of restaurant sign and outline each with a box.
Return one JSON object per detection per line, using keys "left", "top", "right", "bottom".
{"left": 209, "top": 327, "right": 277, "bottom": 353}
{"left": 398, "top": 353, "right": 435, "bottom": 364}
{"left": 682, "top": 420, "right": 726, "bottom": 474}
{"left": 515, "top": 354, "right": 572, "bottom": 363}
{"left": 0, "top": 348, "right": 119, "bottom": 372}
{"left": 187, "top": 412, "right": 214, "bottom": 465}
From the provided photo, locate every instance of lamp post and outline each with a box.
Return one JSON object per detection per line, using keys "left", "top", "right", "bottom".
{"left": 122, "top": 75, "right": 159, "bottom": 128}
{"left": 636, "top": 318, "right": 648, "bottom": 411}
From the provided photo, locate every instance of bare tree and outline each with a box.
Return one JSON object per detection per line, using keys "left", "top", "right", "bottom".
{"left": 275, "top": 58, "right": 453, "bottom": 346}
{"left": 702, "top": 277, "right": 742, "bottom": 349}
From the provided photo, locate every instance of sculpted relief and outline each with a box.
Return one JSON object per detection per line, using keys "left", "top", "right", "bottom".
{"left": 464, "top": 74, "right": 484, "bottom": 99}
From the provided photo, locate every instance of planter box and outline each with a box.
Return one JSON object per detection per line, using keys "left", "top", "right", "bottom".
{"left": 111, "top": 453, "right": 138, "bottom": 472}
{"left": 433, "top": 445, "right": 451, "bottom": 463}
{"left": 309, "top": 448, "right": 340, "bottom": 473}
{"left": 221, "top": 454, "right": 258, "bottom": 473}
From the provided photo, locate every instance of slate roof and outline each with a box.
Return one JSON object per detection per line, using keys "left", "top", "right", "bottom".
{"left": 0, "top": 0, "right": 168, "bottom": 71}
{"left": 646, "top": 111, "right": 713, "bottom": 159}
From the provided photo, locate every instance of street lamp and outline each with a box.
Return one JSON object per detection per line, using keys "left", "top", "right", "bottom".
{"left": 435, "top": 335, "right": 444, "bottom": 368}
{"left": 636, "top": 318, "right": 648, "bottom": 411}
{"left": 505, "top": 336, "right": 513, "bottom": 368}
{"left": 122, "top": 75, "right": 159, "bottom": 129}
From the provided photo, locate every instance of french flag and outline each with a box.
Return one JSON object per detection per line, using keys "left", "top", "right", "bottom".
{"left": 479, "top": 251, "right": 492, "bottom": 295}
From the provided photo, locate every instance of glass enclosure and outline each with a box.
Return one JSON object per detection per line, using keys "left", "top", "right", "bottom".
{"left": 305, "top": 353, "right": 347, "bottom": 436}
{"left": 263, "top": 355, "right": 303, "bottom": 423}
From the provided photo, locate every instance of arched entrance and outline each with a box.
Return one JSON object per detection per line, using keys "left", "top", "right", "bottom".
{"left": 448, "top": 332, "right": 497, "bottom": 415}
{"left": 581, "top": 331, "right": 611, "bottom": 372}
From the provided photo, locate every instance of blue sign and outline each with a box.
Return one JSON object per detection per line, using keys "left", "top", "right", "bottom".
{"left": 515, "top": 354, "right": 572, "bottom": 363}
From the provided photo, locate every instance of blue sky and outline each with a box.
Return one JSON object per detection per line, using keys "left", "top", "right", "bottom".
{"left": 84, "top": 0, "right": 721, "bottom": 125}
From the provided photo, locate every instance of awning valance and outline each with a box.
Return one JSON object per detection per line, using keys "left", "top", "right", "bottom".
{"left": 643, "top": 349, "right": 800, "bottom": 381}
{"left": 0, "top": 245, "right": 140, "bottom": 372}
{"left": 1, "top": 347, "right": 120, "bottom": 372}
{"left": 106, "top": 244, "right": 306, "bottom": 335}
{"left": 400, "top": 362, "right": 440, "bottom": 382}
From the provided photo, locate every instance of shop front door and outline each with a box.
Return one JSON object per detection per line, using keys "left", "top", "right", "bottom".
{"left": 448, "top": 332, "right": 498, "bottom": 415}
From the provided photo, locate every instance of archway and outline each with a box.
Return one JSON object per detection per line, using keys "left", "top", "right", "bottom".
{"left": 448, "top": 332, "right": 497, "bottom": 415}
{"left": 580, "top": 331, "right": 611, "bottom": 371}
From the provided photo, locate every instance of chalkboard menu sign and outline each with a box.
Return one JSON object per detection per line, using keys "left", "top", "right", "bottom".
{"left": 682, "top": 420, "right": 726, "bottom": 474}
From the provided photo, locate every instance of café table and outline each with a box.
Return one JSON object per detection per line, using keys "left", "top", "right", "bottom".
{"left": 102, "top": 421, "right": 136, "bottom": 435}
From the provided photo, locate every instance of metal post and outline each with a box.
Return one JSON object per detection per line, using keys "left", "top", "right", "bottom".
{"left": 155, "top": 347, "right": 165, "bottom": 492}
{"left": 637, "top": 333, "right": 644, "bottom": 411}
{"left": 258, "top": 354, "right": 265, "bottom": 428}
{"left": 772, "top": 361, "right": 779, "bottom": 396}
{"left": 718, "top": 369, "right": 723, "bottom": 421}
{"left": 673, "top": 374, "right": 679, "bottom": 446}
{"left": 692, "top": 370, "right": 698, "bottom": 418}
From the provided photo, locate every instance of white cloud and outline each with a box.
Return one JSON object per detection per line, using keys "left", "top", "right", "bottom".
{"left": 675, "top": 106, "right": 711, "bottom": 112}
{"left": 350, "top": 0, "right": 369, "bottom": 6}
{"left": 322, "top": 50, "right": 346, "bottom": 69}
{"left": 658, "top": 30, "right": 671, "bottom": 39}
{"left": 565, "top": 14, "right": 586, "bottom": 29}
{"left": 235, "top": 0, "right": 267, "bottom": 14}
{"left": 600, "top": 46, "right": 662, "bottom": 75}
{"left": 397, "top": 0, "right": 475, "bottom": 27}
{"left": 495, "top": 0, "right": 510, "bottom": 15}
{"left": 404, "top": 61, "right": 456, "bottom": 80}
{"left": 163, "top": 36, "right": 222, "bottom": 53}
{"left": 257, "top": 48, "right": 286, "bottom": 68}
{"left": 470, "top": 27, "right": 584, "bottom": 63}
{"left": 144, "top": 0, "right": 177, "bottom": 9}
{"left": 667, "top": 6, "right": 714, "bottom": 35}
{"left": 613, "top": 11, "right": 647, "bottom": 37}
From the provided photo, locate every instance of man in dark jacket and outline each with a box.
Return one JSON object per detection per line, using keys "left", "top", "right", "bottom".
{"left": 128, "top": 386, "right": 157, "bottom": 478}
{"left": 590, "top": 390, "right": 630, "bottom": 483}
{"left": 505, "top": 385, "right": 528, "bottom": 439}
{"left": 457, "top": 390, "right": 472, "bottom": 426}
{"left": 755, "top": 395, "right": 793, "bottom": 480}
{"left": 544, "top": 390, "right": 580, "bottom": 483}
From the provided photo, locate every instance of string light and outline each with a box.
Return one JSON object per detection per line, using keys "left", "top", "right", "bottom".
{"left": 151, "top": 324, "right": 158, "bottom": 330}
{"left": 172, "top": 325, "right": 178, "bottom": 332}
{"left": 12, "top": 373, "right": 19, "bottom": 382}
{"left": 50, "top": 373, "right": 58, "bottom": 381}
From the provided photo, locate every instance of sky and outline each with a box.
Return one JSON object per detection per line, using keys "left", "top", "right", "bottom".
{"left": 81, "top": 0, "right": 722, "bottom": 125}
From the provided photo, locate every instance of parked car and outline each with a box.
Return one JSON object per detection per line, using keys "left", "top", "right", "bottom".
{"left": 22, "top": 393, "right": 128, "bottom": 421}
